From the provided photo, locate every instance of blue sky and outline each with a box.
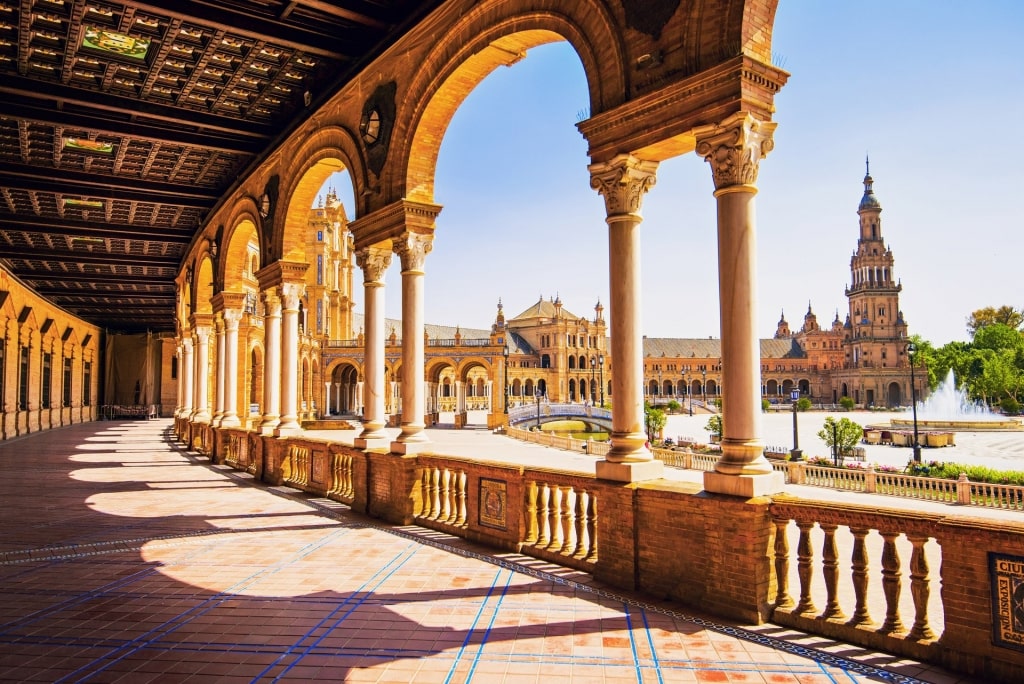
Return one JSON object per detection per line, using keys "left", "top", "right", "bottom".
{"left": 328, "top": 1, "right": 1024, "bottom": 346}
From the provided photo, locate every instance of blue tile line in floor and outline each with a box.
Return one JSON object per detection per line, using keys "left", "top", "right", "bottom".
{"left": 640, "top": 605, "right": 666, "bottom": 684}
{"left": 294, "top": 496, "right": 930, "bottom": 684}
{"left": 262, "top": 543, "right": 422, "bottom": 683}
{"left": 55, "top": 526, "right": 356, "bottom": 684}
{"left": 463, "top": 569, "right": 514, "bottom": 683}
{"left": 443, "top": 568, "right": 509, "bottom": 684}
{"left": 190, "top": 444, "right": 931, "bottom": 684}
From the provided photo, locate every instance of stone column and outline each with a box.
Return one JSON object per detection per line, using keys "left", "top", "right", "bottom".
{"left": 181, "top": 337, "right": 194, "bottom": 418}
{"left": 324, "top": 382, "right": 332, "bottom": 415}
{"left": 275, "top": 282, "right": 303, "bottom": 436}
{"left": 175, "top": 342, "right": 184, "bottom": 416}
{"left": 589, "top": 154, "right": 664, "bottom": 482}
{"left": 212, "top": 316, "right": 225, "bottom": 427}
{"left": 220, "top": 309, "right": 242, "bottom": 428}
{"left": 355, "top": 247, "right": 392, "bottom": 448}
{"left": 192, "top": 325, "right": 212, "bottom": 422}
{"left": 260, "top": 292, "right": 282, "bottom": 435}
{"left": 695, "top": 112, "right": 784, "bottom": 497}
{"left": 392, "top": 232, "right": 432, "bottom": 454}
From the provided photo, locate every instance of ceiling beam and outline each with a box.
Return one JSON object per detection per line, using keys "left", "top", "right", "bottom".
{"left": 1, "top": 163, "right": 220, "bottom": 205}
{"left": 0, "top": 174, "right": 216, "bottom": 208}
{"left": 0, "top": 101, "right": 263, "bottom": 155}
{"left": 131, "top": 0, "right": 367, "bottom": 57}
{"left": 23, "top": 274, "right": 174, "bottom": 287}
{"left": 0, "top": 250, "right": 179, "bottom": 268}
{"left": 0, "top": 76, "right": 273, "bottom": 139}
{"left": 34, "top": 289, "right": 176, "bottom": 300}
{"left": 0, "top": 215, "right": 193, "bottom": 244}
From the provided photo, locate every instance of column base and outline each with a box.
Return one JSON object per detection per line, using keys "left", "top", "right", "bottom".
{"left": 596, "top": 458, "right": 664, "bottom": 483}
{"left": 220, "top": 414, "right": 241, "bottom": 429}
{"left": 273, "top": 425, "right": 301, "bottom": 438}
{"left": 355, "top": 437, "right": 391, "bottom": 450}
{"left": 390, "top": 440, "right": 431, "bottom": 455}
{"left": 703, "top": 470, "right": 785, "bottom": 498}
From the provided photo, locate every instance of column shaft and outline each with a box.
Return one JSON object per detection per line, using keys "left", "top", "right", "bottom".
{"left": 260, "top": 294, "right": 282, "bottom": 434}
{"left": 393, "top": 233, "right": 432, "bottom": 451}
{"left": 212, "top": 318, "right": 225, "bottom": 426}
{"left": 588, "top": 155, "right": 664, "bottom": 482}
{"left": 221, "top": 310, "right": 241, "bottom": 428}
{"left": 356, "top": 247, "right": 391, "bottom": 445}
{"left": 193, "top": 327, "right": 211, "bottom": 422}
{"left": 275, "top": 284, "right": 302, "bottom": 435}
{"left": 695, "top": 112, "right": 784, "bottom": 496}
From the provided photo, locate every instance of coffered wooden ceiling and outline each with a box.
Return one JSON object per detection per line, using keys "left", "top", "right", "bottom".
{"left": 0, "top": 0, "right": 442, "bottom": 333}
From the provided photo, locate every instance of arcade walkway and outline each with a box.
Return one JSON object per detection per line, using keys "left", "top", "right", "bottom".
{"left": 0, "top": 420, "right": 976, "bottom": 683}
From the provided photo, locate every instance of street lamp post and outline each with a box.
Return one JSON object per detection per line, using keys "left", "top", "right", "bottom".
{"left": 686, "top": 372, "right": 692, "bottom": 415}
{"left": 535, "top": 386, "right": 543, "bottom": 431}
{"left": 790, "top": 388, "right": 802, "bottom": 460}
{"left": 908, "top": 342, "right": 922, "bottom": 463}
{"left": 598, "top": 354, "right": 604, "bottom": 407}
{"left": 701, "top": 368, "right": 707, "bottom": 405}
{"left": 589, "top": 355, "right": 596, "bottom": 405}
{"left": 503, "top": 346, "right": 509, "bottom": 414}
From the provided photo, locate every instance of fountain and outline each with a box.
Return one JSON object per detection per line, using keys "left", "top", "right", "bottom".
{"left": 890, "top": 368, "right": 1023, "bottom": 431}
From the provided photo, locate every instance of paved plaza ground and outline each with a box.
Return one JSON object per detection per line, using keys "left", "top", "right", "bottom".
{"left": 0, "top": 418, "right": 995, "bottom": 683}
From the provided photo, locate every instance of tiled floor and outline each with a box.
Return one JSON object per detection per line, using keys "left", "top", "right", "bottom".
{"left": 0, "top": 420, "right": 977, "bottom": 683}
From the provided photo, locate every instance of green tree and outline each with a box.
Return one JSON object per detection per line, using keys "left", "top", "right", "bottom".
{"left": 705, "top": 414, "right": 722, "bottom": 438}
{"left": 817, "top": 416, "right": 863, "bottom": 463}
{"left": 838, "top": 396, "right": 855, "bottom": 411}
{"left": 666, "top": 399, "right": 681, "bottom": 412}
{"left": 761, "top": 398, "right": 771, "bottom": 412}
{"left": 967, "top": 305, "right": 1024, "bottom": 337}
{"left": 645, "top": 406, "right": 667, "bottom": 442}
{"left": 795, "top": 397, "right": 812, "bottom": 411}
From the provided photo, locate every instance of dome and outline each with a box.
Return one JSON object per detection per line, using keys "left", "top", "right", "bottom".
{"left": 858, "top": 159, "right": 882, "bottom": 213}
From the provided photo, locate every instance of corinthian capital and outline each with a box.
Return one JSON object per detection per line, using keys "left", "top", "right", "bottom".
{"left": 280, "top": 282, "right": 304, "bottom": 311}
{"left": 694, "top": 112, "right": 777, "bottom": 190}
{"left": 356, "top": 246, "right": 393, "bottom": 284}
{"left": 588, "top": 154, "right": 659, "bottom": 216}
{"left": 394, "top": 232, "right": 433, "bottom": 272}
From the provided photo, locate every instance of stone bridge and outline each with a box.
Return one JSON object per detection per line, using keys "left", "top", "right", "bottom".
{"left": 508, "top": 403, "right": 612, "bottom": 432}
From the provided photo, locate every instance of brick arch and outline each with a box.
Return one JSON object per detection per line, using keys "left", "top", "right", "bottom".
{"left": 193, "top": 256, "right": 215, "bottom": 314}
{"left": 220, "top": 218, "right": 260, "bottom": 294}
{"left": 275, "top": 126, "right": 364, "bottom": 264}
{"left": 456, "top": 358, "right": 494, "bottom": 380}
{"left": 394, "top": 4, "right": 626, "bottom": 203}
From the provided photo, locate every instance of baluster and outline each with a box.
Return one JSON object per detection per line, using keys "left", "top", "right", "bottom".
{"left": 456, "top": 471, "right": 467, "bottom": 525}
{"left": 431, "top": 467, "right": 442, "bottom": 520}
{"left": 419, "top": 469, "right": 432, "bottom": 519}
{"left": 586, "top": 496, "right": 598, "bottom": 561}
{"left": 849, "top": 527, "right": 872, "bottom": 626}
{"left": 773, "top": 519, "right": 794, "bottom": 610}
{"left": 821, "top": 523, "right": 845, "bottom": 620}
{"left": 561, "top": 487, "right": 576, "bottom": 554}
{"left": 880, "top": 531, "right": 905, "bottom": 634}
{"left": 573, "top": 489, "right": 589, "bottom": 558}
{"left": 344, "top": 454, "right": 354, "bottom": 498}
{"left": 537, "top": 483, "right": 551, "bottom": 547}
{"left": 907, "top": 535, "right": 936, "bottom": 640}
{"left": 547, "top": 485, "right": 564, "bottom": 551}
{"left": 440, "top": 469, "right": 452, "bottom": 523}
{"left": 795, "top": 521, "right": 817, "bottom": 615}
{"left": 525, "top": 481, "right": 539, "bottom": 544}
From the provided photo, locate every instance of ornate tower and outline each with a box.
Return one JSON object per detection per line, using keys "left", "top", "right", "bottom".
{"left": 844, "top": 160, "right": 909, "bottom": 372}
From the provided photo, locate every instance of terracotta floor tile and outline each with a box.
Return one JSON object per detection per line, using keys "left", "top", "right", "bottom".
{"left": 0, "top": 420, "right": 974, "bottom": 684}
